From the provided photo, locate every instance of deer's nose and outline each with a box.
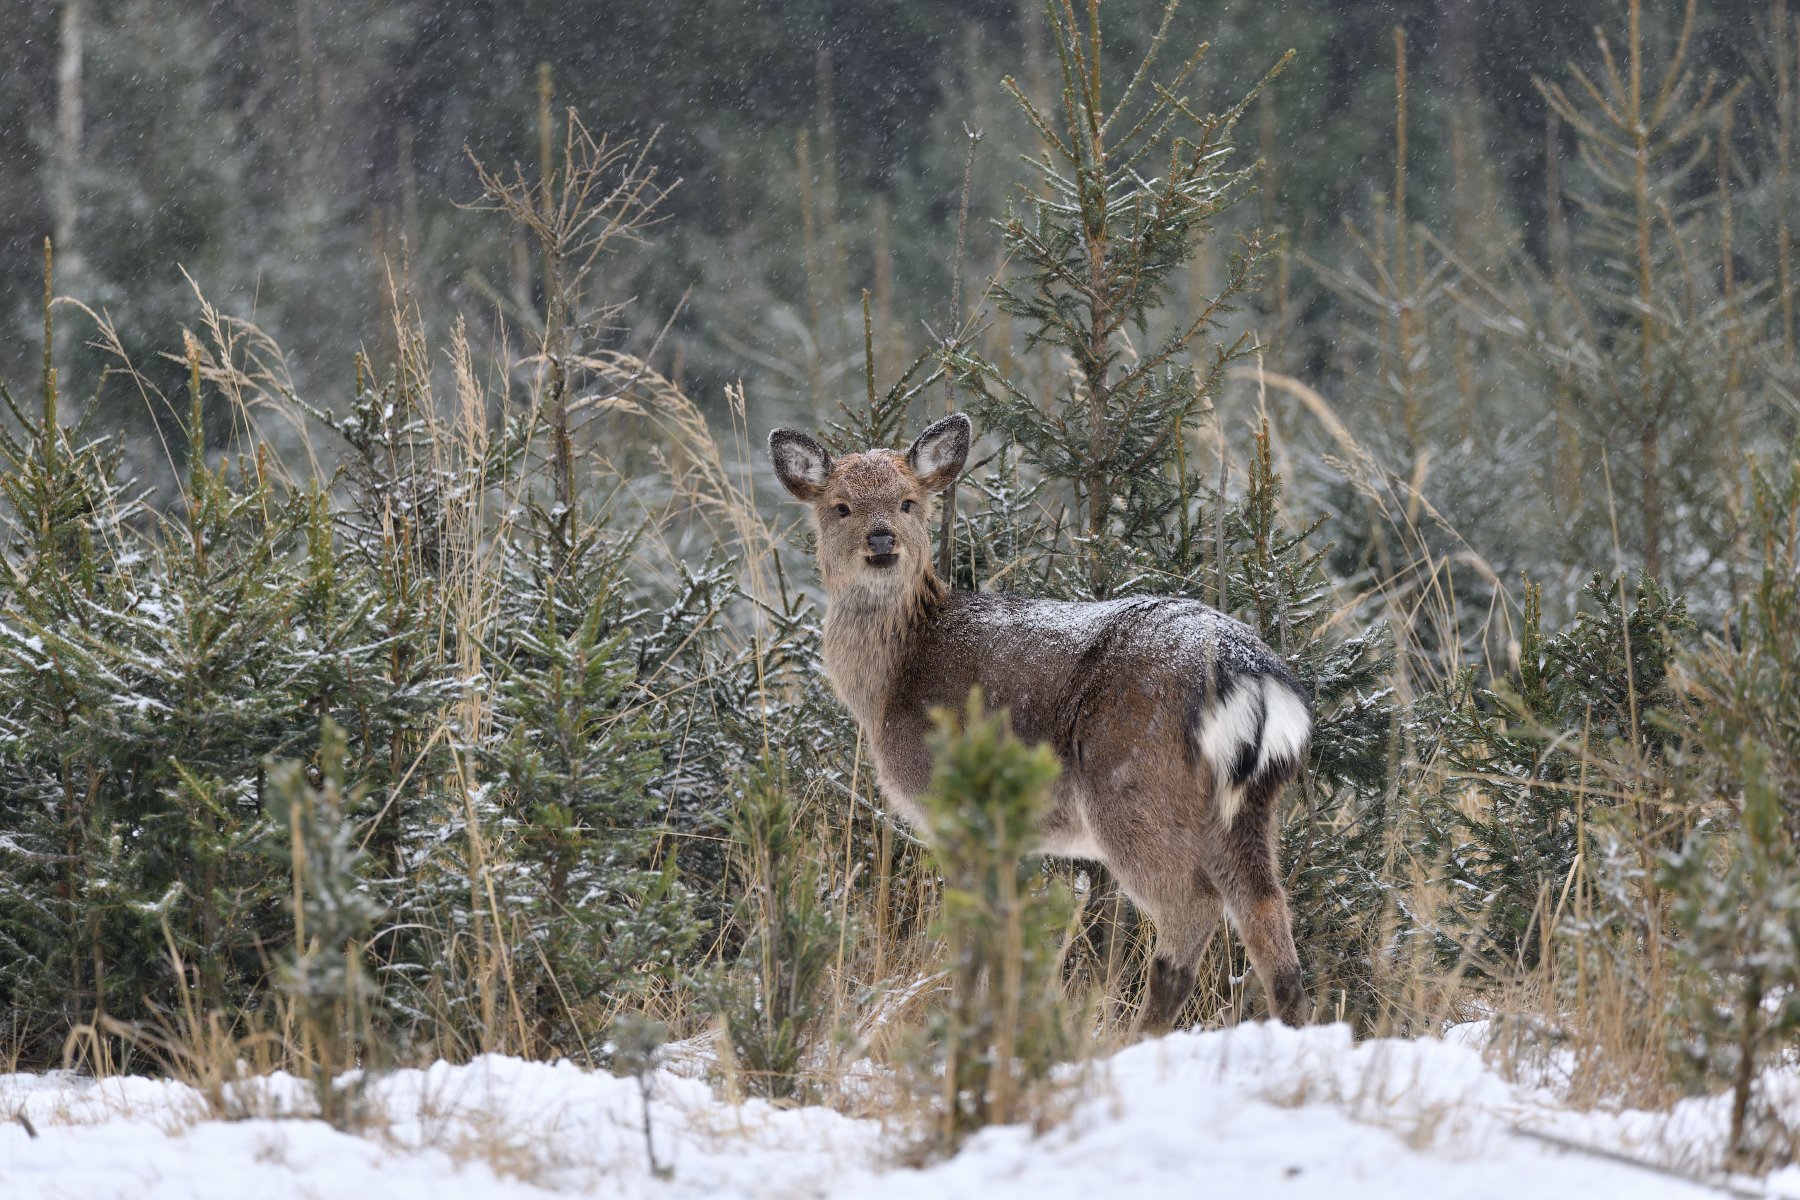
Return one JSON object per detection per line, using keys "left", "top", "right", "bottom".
{"left": 866, "top": 530, "right": 896, "bottom": 556}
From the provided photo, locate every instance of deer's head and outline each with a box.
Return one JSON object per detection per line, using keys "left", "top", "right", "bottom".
{"left": 768, "top": 413, "right": 970, "bottom": 597}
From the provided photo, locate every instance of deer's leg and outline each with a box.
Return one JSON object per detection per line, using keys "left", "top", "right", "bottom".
{"left": 1076, "top": 721, "right": 1231, "bottom": 1034}
{"left": 1094, "top": 822, "right": 1224, "bottom": 1034}
{"left": 1227, "top": 879, "right": 1307, "bottom": 1027}
{"left": 1135, "top": 872, "right": 1224, "bottom": 1034}
{"left": 1206, "top": 782, "right": 1309, "bottom": 1028}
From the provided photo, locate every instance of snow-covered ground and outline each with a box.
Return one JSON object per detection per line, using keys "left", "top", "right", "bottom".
{"left": 4, "top": 1022, "right": 1797, "bottom": 1199}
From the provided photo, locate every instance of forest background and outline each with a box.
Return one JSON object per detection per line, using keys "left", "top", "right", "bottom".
{"left": 6, "top": 0, "right": 1800, "bottom": 1174}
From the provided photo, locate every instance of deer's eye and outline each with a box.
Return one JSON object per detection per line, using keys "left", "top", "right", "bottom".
{"left": 900, "top": 499, "right": 915, "bottom": 514}
{"left": 834, "top": 503, "right": 851, "bottom": 518}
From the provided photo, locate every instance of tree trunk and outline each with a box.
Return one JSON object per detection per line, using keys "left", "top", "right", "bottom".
{"left": 52, "top": 0, "right": 83, "bottom": 283}
{"left": 1627, "top": 0, "right": 1664, "bottom": 583}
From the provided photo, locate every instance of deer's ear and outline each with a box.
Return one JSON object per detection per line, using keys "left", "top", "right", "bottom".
{"left": 769, "top": 429, "right": 832, "bottom": 501}
{"left": 905, "top": 412, "right": 971, "bottom": 492}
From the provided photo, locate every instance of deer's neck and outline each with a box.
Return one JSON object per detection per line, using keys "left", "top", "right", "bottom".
{"left": 820, "top": 570, "right": 945, "bottom": 728}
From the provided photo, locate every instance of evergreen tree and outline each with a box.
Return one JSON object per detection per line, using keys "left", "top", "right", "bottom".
{"left": 946, "top": 0, "right": 1290, "bottom": 599}
{"left": 0, "top": 334, "right": 339, "bottom": 1052}
{"left": 0, "top": 281, "right": 459, "bottom": 1064}
{"left": 1658, "top": 459, "right": 1800, "bottom": 1167}
{"left": 0, "top": 249, "right": 148, "bottom": 1058}
{"left": 704, "top": 765, "right": 843, "bottom": 1100}
{"left": 935, "top": 1, "right": 1398, "bottom": 1026}
{"left": 911, "top": 692, "right": 1076, "bottom": 1154}
{"left": 487, "top": 511, "right": 693, "bottom": 1053}
{"left": 1426, "top": 573, "right": 1690, "bottom": 971}
{"left": 270, "top": 718, "right": 383, "bottom": 1130}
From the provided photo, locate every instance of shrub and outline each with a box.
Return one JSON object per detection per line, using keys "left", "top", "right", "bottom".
{"left": 1659, "top": 461, "right": 1800, "bottom": 1168}
{"left": 271, "top": 719, "right": 383, "bottom": 1129}
{"left": 910, "top": 692, "right": 1078, "bottom": 1153}
{"left": 705, "top": 767, "right": 843, "bottom": 1101}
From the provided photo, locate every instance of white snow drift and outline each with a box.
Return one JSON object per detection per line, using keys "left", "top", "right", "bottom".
{"left": 4, "top": 1022, "right": 1798, "bottom": 1199}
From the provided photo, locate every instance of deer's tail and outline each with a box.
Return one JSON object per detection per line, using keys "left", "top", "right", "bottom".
{"left": 1195, "top": 669, "right": 1312, "bottom": 827}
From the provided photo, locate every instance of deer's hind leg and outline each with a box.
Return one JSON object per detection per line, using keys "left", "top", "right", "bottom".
{"left": 1075, "top": 698, "right": 1233, "bottom": 1033}
{"left": 1134, "top": 869, "right": 1225, "bottom": 1034}
{"left": 1203, "top": 776, "right": 1309, "bottom": 1027}
{"left": 1085, "top": 792, "right": 1225, "bottom": 1034}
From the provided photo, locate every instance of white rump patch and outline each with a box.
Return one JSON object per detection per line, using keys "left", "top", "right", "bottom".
{"left": 1197, "top": 675, "right": 1312, "bottom": 827}
{"left": 1197, "top": 680, "right": 1267, "bottom": 796}
{"left": 1261, "top": 682, "right": 1312, "bottom": 768}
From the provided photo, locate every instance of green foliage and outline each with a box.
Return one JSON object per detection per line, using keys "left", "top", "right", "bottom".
{"left": 1427, "top": 573, "right": 1691, "bottom": 970}
{"left": 1522, "top": 9, "right": 1768, "bottom": 586}
{"left": 911, "top": 692, "right": 1077, "bottom": 1153}
{"left": 487, "top": 513, "right": 695, "bottom": 1051}
{"left": 1227, "top": 421, "right": 1398, "bottom": 1028}
{"left": 0, "top": 337, "right": 362, "bottom": 1058}
{"left": 271, "top": 718, "right": 383, "bottom": 1129}
{"left": 0, "top": 250, "right": 717, "bottom": 1069}
{"left": 946, "top": 0, "right": 1287, "bottom": 599}
{"left": 1231, "top": 424, "right": 1394, "bottom": 795}
{"left": 1663, "top": 790, "right": 1800, "bottom": 1167}
{"left": 704, "top": 767, "right": 843, "bottom": 1101}
{"left": 1658, "top": 461, "right": 1800, "bottom": 1167}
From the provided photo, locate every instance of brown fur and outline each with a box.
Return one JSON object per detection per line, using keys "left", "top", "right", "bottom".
{"left": 771, "top": 415, "right": 1309, "bottom": 1029}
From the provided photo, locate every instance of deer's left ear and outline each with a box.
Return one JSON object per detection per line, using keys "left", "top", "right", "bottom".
{"left": 905, "top": 413, "right": 971, "bottom": 492}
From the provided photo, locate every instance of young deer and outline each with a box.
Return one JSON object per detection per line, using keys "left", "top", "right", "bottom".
{"left": 769, "top": 413, "right": 1311, "bottom": 1029}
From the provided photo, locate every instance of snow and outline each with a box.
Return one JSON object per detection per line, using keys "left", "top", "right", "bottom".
{"left": 4, "top": 1023, "right": 1799, "bottom": 1200}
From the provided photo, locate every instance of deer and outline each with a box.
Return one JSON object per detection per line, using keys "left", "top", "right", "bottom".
{"left": 768, "top": 412, "right": 1312, "bottom": 1030}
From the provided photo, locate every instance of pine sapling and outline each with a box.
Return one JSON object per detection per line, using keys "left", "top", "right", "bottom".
{"left": 704, "top": 766, "right": 842, "bottom": 1101}
{"left": 271, "top": 718, "right": 383, "bottom": 1129}
{"left": 910, "top": 691, "right": 1078, "bottom": 1154}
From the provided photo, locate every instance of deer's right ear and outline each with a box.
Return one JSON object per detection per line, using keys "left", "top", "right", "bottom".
{"left": 769, "top": 429, "right": 832, "bottom": 501}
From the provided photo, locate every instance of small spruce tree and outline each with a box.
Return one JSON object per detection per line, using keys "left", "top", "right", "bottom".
{"left": 488, "top": 513, "right": 693, "bottom": 1053}
{"left": 945, "top": 0, "right": 1290, "bottom": 599}
{"left": 704, "top": 766, "right": 843, "bottom": 1100}
{"left": 1658, "top": 459, "right": 1800, "bottom": 1169}
{"left": 270, "top": 718, "right": 383, "bottom": 1129}
{"left": 938, "top": 4, "right": 1399, "bottom": 1026}
{"left": 912, "top": 692, "right": 1077, "bottom": 1153}
{"left": 1425, "top": 572, "right": 1690, "bottom": 970}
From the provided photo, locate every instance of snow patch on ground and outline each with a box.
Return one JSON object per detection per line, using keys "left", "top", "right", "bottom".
{"left": 4, "top": 1023, "right": 1799, "bottom": 1199}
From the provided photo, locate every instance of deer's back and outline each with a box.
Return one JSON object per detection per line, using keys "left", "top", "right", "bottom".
{"left": 879, "top": 591, "right": 1295, "bottom": 806}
